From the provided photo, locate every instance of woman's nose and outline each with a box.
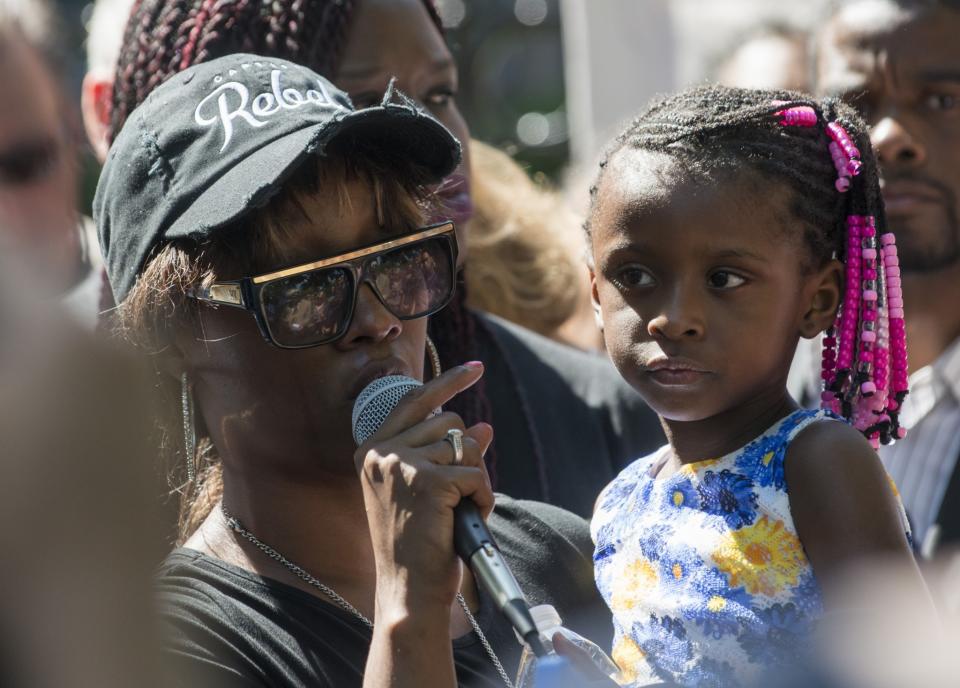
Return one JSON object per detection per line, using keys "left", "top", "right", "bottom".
{"left": 646, "top": 287, "right": 705, "bottom": 341}
{"left": 336, "top": 284, "right": 403, "bottom": 348}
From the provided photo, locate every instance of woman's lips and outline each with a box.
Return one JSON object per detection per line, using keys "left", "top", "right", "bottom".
{"left": 348, "top": 362, "right": 407, "bottom": 401}
{"left": 433, "top": 173, "right": 474, "bottom": 227}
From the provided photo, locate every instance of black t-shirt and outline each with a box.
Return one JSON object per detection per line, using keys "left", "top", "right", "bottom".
{"left": 476, "top": 313, "right": 664, "bottom": 517}
{"left": 158, "top": 496, "right": 612, "bottom": 687}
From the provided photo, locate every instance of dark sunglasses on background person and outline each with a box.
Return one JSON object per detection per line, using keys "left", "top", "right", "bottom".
{"left": 191, "top": 221, "right": 458, "bottom": 349}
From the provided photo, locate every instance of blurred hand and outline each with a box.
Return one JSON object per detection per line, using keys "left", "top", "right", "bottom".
{"left": 552, "top": 634, "right": 622, "bottom": 687}
{"left": 354, "top": 362, "right": 494, "bottom": 615}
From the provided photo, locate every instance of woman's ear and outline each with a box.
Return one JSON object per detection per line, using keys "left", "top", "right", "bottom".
{"left": 590, "top": 268, "right": 604, "bottom": 332}
{"left": 800, "top": 259, "right": 843, "bottom": 339}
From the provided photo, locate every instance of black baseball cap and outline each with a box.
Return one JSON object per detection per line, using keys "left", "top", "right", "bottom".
{"left": 94, "top": 53, "right": 462, "bottom": 304}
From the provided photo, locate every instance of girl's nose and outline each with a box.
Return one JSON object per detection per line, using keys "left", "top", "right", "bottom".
{"left": 646, "top": 286, "right": 705, "bottom": 341}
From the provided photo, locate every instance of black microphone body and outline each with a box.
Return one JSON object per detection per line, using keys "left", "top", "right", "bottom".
{"left": 353, "top": 375, "right": 546, "bottom": 656}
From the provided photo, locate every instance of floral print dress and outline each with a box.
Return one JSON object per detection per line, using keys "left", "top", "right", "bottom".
{"left": 591, "top": 409, "right": 908, "bottom": 687}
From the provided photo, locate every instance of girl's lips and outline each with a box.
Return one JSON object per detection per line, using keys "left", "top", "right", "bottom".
{"left": 646, "top": 369, "right": 709, "bottom": 386}
{"left": 642, "top": 357, "right": 711, "bottom": 386}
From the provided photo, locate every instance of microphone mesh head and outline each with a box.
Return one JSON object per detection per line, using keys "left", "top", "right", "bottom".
{"left": 351, "top": 375, "right": 423, "bottom": 446}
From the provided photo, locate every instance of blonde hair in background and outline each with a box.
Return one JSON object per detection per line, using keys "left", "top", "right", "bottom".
{"left": 117, "top": 152, "right": 430, "bottom": 544}
{"left": 466, "top": 140, "right": 600, "bottom": 351}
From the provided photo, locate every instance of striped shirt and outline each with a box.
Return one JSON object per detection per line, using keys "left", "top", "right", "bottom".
{"left": 879, "top": 337, "right": 960, "bottom": 556}
{"left": 789, "top": 336, "right": 960, "bottom": 556}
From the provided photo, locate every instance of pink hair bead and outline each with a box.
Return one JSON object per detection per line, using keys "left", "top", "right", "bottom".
{"left": 890, "top": 308, "right": 904, "bottom": 318}
{"left": 861, "top": 330, "right": 877, "bottom": 342}
{"left": 777, "top": 105, "right": 818, "bottom": 127}
{"left": 880, "top": 233, "right": 896, "bottom": 245}
{"left": 836, "top": 177, "right": 851, "bottom": 192}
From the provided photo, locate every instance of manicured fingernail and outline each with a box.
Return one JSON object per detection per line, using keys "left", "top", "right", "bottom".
{"left": 463, "top": 361, "right": 484, "bottom": 369}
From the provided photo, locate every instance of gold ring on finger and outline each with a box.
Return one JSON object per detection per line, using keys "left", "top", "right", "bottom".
{"left": 445, "top": 428, "right": 464, "bottom": 465}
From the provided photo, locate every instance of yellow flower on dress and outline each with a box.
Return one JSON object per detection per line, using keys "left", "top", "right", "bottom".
{"left": 678, "top": 458, "right": 719, "bottom": 478}
{"left": 706, "top": 595, "right": 727, "bottom": 613}
{"left": 612, "top": 635, "right": 645, "bottom": 684}
{"left": 711, "top": 515, "right": 807, "bottom": 596}
{"left": 610, "top": 557, "right": 659, "bottom": 611}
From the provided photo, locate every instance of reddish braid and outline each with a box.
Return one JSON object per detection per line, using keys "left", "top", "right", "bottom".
{"left": 109, "top": 0, "right": 544, "bottom": 491}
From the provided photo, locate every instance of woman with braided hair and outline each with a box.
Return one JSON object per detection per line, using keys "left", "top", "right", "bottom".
{"left": 108, "top": 0, "right": 661, "bottom": 531}
{"left": 588, "top": 86, "right": 932, "bottom": 687}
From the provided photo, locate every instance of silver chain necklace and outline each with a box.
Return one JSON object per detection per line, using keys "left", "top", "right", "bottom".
{"left": 220, "top": 504, "right": 515, "bottom": 688}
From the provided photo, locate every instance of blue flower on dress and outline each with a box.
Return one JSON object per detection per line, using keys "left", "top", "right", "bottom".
{"left": 737, "top": 602, "right": 813, "bottom": 666}
{"left": 789, "top": 572, "right": 824, "bottom": 616}
{"left": 666, "top": 478, "right": 701, "bottom": 511}
{"left": 685, "top": 570, "right": 755, "bottom": 640}
{"left": 636, "top": 521, "right": 674, "bottom": 563}
{"left": 685, "top": 656, "right": 739, "bottom": 688}
{"left": 697, "top": 469, "right": 758, "bottom": 529}
{"left": 736, "top": 433, "right": 788, "bottom": 490}
{"left": 593, "top": 540, "right": 617, "bottom": 564}
{"left": 598, "top": 473, "right": 638, "bottom": 513}
{"left": 636, "top": 614, "right": 693, "bottom": 681}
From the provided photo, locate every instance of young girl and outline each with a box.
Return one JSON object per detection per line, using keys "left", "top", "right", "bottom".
{"left": 587, "top": 86, "right": 928, "bottom": 687}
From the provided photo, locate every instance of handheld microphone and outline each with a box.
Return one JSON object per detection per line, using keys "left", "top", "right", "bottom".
{"left": 352, "top": 375, "right": 546, "bottom": 656}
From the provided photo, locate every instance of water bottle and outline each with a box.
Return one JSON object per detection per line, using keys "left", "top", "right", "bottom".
{"left": 514, "top": 605, "right": 624, "bottom": 688}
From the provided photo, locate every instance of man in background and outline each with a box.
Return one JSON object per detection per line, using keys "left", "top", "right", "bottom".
{"left": 816, "top": 0, "right": 960, "bottom": 559}
{"left": 0, "top": 0, "right": 102, "bottom": 327}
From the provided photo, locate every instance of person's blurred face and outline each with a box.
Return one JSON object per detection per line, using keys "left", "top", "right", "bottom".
{"left": 0, "top": 34, "right": 79, "bottom": 289}
{"left": 718, "top": 33, "right": 810, "bottom": 92}
{"left": 176, "top": 177, "right": 429, "bottom": 480}
{"left": 335, "top": 0, "right": 473, "bottom": 263}
{"left": 817, "top": 1, "right": 960, "bottom": 273}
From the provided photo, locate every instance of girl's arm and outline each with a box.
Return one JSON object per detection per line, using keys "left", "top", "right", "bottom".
{"left": 784, "top": 420, "right": 932, "bottom": 612}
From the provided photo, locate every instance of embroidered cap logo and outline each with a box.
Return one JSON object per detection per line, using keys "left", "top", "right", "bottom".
{"left": 194, "top": 65, "right": 346, "bottom": 152}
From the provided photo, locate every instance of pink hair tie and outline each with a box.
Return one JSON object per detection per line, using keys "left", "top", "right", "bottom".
{"left": 775, "top": 105, "right": 818, "bottom": 127}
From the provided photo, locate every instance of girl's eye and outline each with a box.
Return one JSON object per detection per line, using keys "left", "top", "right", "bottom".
{"left": 613, "top": 266, "right": 654, "bottom": 290}
{"left": 924, "top": 93, "right": 959, "bottom": 112}
{"left": 708, "top": 271, "right": 746, "bottom": 289}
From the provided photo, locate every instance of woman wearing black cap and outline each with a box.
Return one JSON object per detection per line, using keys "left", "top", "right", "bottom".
{"left": 97, "top": 54, "right": 608, "bottom": 687}
{"left": 108, "top": 0, "right": 663, "bottom": 529}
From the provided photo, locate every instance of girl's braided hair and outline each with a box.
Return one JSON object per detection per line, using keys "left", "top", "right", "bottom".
{"left": 110, "top": 1, "right": 528, "bottom": 541}
{"left": 587, "top": 85, "right": 909, "bottom": 447}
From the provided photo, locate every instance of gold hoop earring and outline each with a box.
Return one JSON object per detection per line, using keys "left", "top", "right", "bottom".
{"left": 181, "top": 372, "right": 197, "bottom": 483}
{"left": 425, "top": 335, "right": 442, "bottom": 380}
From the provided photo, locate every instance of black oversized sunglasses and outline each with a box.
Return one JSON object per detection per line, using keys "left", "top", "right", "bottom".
{"left": 191, "top": 222, "right": 458, "bottom": 349}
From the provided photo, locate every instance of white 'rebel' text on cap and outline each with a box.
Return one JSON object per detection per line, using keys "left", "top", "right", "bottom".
{"left": 194, "top": 68, "right": 346, "bottom": 152}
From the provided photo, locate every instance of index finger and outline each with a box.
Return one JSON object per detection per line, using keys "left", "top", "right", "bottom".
{"left": 366, "top": 361, "right": 484, "bottom": 444}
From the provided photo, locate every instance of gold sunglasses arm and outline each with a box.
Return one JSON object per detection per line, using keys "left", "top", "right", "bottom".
{"left": 192, "top": 281, "right": 247, "bottom": 308}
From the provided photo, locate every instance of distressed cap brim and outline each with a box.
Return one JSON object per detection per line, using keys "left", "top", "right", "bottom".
{"left": 114, "top": 105, "right": 460, "bottom": 302}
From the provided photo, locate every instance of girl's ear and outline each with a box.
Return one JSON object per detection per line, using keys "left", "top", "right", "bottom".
{"left": 800, "top": 259, "right": 843, "bottom": 339}
{"left": 590, "top": 268, "right": 604, "bottom": 332}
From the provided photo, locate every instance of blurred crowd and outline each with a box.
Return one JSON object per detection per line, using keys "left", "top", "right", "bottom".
{"left": 1, "top": 0, "right": 959, "bottom": 686}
